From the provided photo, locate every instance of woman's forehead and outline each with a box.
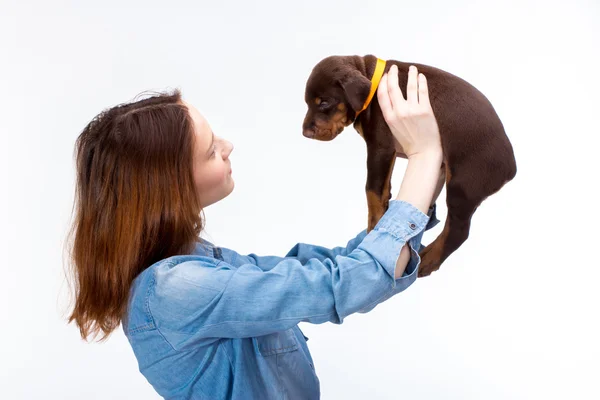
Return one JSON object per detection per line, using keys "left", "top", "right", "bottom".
{"left": 183, "top": 100, "right": 211, "bottom": 144}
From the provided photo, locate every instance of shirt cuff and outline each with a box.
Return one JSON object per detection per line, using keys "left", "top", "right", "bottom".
{"left": 425, "top": 202, "right": 440, "bottom": 231}
{"left": 357, "top": 200, "right": 430, "bottom": 290}
{"left": 360, "top": 225, "right": 427, "bottom": 310}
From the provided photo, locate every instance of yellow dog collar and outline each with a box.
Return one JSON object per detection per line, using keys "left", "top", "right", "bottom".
{"left": 355, "top": 58, "right": 387, "bottom": 118}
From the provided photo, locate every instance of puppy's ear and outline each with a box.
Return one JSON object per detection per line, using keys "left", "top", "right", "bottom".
{"left": 339, "top": 71, "right": 372, "bottom": 113}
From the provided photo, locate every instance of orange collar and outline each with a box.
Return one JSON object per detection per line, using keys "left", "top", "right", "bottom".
{"left": 355, "top": 58, "right": 387, "bottom": 118}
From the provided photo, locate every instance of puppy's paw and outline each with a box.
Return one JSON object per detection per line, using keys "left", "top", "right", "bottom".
{"left": 418, "top": 244, "right": 442, "bottom": 277}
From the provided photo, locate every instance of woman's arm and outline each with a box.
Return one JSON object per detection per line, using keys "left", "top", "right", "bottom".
{"left": 218, "top": 201, "right": 438, "bottom": 272}
{"left": 394, "top": 152, "right": 443, "bottom": 278}
{"left": 149, "top": 199, "right": 429, "bottom": 341}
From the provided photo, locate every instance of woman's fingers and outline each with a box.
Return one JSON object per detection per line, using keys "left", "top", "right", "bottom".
{"left": 378, "top": 64, "right": 432, "bottom": 121}
{"left": 406, "top": 65, "right": 419, "bottom": 105}
{"left": 386, "top": 65, "right": 405, "bottom": 111}
{"left": 418, "top": 73, "right": 431, "bottom": 109}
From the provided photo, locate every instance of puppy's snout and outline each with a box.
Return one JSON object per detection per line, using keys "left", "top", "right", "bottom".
{"left": 303, "top": 120, "right": 316, "bottom": 138}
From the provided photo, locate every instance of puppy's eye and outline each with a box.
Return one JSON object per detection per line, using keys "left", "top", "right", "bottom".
{"left": 319, "top": 101, "right": 331, "bottom": 110}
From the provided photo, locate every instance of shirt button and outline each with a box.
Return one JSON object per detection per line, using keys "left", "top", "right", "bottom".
{"left": 409, "top": 223, "right": 417, "bottom": 230}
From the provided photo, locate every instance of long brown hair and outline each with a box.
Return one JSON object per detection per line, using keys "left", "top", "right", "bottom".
{"left": 64, "top": 88, "right": 206, "bottom": 341}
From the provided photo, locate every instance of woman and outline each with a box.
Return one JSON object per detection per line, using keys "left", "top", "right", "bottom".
{"left": 66, "top": 64, "right": 444, "bottom": 399}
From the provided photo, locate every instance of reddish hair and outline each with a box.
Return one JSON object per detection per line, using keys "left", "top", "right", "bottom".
{"left": 64, "top": 88, "right": 207, "bottom": 341}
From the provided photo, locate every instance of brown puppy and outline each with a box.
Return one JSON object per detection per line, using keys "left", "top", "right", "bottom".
{"left": 302, "top": 54, "right": 517, "bottom": 277}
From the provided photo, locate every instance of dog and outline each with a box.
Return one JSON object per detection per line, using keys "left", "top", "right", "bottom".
{"left": 302, "top": 54, "right": 517, "bottom": 277}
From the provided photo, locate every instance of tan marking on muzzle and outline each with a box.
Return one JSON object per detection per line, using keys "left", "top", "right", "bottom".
{"left": 328, "top": 103, "right": 350, "bottom": 135}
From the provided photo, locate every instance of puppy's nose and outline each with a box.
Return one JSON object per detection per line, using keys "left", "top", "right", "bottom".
{"left": 303, "top": 121, "right": 316, "bottom": 138}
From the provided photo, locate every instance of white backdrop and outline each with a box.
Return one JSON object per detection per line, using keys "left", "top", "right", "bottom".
{"left": 1, "top": 0, "right": 598, "bottom": 399}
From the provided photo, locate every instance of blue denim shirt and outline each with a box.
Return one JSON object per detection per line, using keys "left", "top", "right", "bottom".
{"left": 123, "top": 200, "right": 439, "bottom": 399}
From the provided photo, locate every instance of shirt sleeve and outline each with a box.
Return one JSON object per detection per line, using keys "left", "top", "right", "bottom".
{"left": 150, "top": 199, "right": 430, "bottom": 340}
{"left": 236, "top": 203, "right": 439, "bottom": 271}
{"left": 234, "top": 229, "right": 368, "bottom": 272}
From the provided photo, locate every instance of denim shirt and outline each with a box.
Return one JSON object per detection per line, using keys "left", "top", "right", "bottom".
{"left": 123, "top": 200, "right": 439, "bottom": 399}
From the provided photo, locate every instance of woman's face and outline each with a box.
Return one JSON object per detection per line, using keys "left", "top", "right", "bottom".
{"left": 183, "top": 100, "right": 234, "bottom": 208}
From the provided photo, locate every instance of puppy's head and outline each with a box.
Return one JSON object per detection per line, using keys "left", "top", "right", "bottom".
{"left": 303, "top": 55, "right": 373, "bottom": 141}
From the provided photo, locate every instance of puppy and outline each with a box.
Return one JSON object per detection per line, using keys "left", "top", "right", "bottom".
{"left": 302, "top": 55, "right": 517, "bottom": 277}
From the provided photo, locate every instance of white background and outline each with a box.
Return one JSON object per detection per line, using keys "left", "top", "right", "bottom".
{"left": 1, "top": 0, "right": 599, "bottom": 399}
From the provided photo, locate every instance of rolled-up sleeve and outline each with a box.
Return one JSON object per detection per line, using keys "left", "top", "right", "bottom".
{"left": 150, "top": 200, "right": 430, "bottom": 340}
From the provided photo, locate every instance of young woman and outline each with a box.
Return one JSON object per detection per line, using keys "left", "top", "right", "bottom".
{"left": 66, "top": 64, "right": 444, "bottom": 399}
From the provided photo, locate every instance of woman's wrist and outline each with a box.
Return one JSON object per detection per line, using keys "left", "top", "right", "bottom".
{"left": 408, "top": 149, "right": 443, "bottom": 163}
{"left": 395, "top": 151, "right": 443, "bottom": 214}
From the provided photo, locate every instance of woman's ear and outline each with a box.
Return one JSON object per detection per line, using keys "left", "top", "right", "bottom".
{"left": 339, "top": 71, "right": 372, "bottom": 113}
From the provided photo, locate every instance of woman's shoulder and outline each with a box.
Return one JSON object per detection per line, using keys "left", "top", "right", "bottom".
{"left": 127, "top": 253, "right": 230, "bottom": 324}
{"left": 129, "top": 237, "right": 241, "bottom": 307}
{"left": 145, "top": 237, "right": 224, "bottom": 279}
{"left": 129, "top": 250, "right": 223, "bottom": 298}
{"left": 154, "top": 254, "right": 227, "bottom": 286}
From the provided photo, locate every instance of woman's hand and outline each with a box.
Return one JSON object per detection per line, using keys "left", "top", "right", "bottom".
{"left": 377, "top": 64, "right": 442, "bottom": 159}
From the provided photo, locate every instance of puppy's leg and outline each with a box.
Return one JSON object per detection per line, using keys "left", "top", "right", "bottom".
{"left": 418, "top": 162, "right": 510, "bottom": 277}
{"left": 418, "top": 164, "right": 477, "bottom": 277}
{"left": 365, "top": 146, "right": 396, "bottom": 232}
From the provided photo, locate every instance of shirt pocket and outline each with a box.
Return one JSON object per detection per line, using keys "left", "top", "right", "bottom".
{"left": 252, "top": 328, "right": 320, "bottom": 400}
{"left": 254, "top": 328, "right": 299, "bottom": 356}
{"left": 253, "top": 328, "right": 320, "bottom": 398}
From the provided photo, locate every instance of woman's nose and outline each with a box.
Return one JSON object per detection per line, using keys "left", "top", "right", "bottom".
{"left": 224, "top": 140, "right": 233, "bottom": 157}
